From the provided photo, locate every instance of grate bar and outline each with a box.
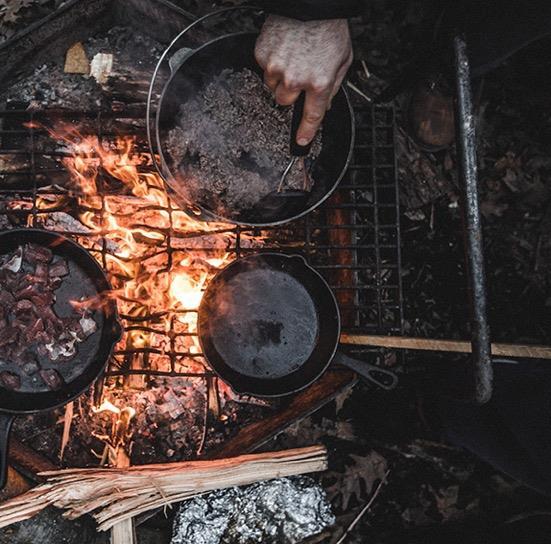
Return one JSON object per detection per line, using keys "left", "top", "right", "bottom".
{"left": 0, "top": 104, "right": 404, "bottom": 379}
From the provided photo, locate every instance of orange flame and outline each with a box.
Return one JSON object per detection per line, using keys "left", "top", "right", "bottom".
{"left": 92, "top": 399, "right": 121, "bottom": 415}
{"left": 48, "top": 128, "right": 239, "bottom": 375}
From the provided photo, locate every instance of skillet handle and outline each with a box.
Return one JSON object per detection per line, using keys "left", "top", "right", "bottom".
{"left": 290, "top": 92, "right": 312, "bottom": 157}
{"left": 333, "top": 351, "right": 398, "bottom": 391}
{"left": 0, "top": 414, "right": 14, "bottom": 489}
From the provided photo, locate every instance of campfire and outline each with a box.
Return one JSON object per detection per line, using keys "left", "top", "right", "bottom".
{"left": 0, "top": 6, "right": 405, "bottom": 541}
{"left": 0, "top": 93, "right": 402, "bottom": 468}
{"left": 18, "top": 125, "right": 271, "bottom": 463}
{"left": 3, "top": 1, "right": 551, "bottom": 543}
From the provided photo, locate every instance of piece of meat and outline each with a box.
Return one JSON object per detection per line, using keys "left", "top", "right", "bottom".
{"left": 0, "top": 371, "right": 21, "bottom": 391}
{"left": 0, "top": 327, "right": 18, "bottom": 347}
{"left": 0, "top": 272, "right": 20, "bottom": 292}
{"left": 23, "top": 244, "right": 52, "bottom": 264}
{"left": 49, "top": 276, "right": 62, "bottom": 290}
{"left": 34, "top": 262, "right": 49, "bottom": 281}
{"left": 23, "top": 316, "right": 45, "bottom": 344}
{"left": 15, "top": 299, "right": 34, "bottom": 312}
{"left": 29, "top": 292, "right": 55, "bottom": 307}
{"left": 48, "top": 259, "right": 69, "bottom": 278}
{"left": 14, "top": 284, "right": 38, "bottom": 300}
{"left": 0, "top": 288, "right": 15, "bottom": 306}
{"left": 39, "top": 369, "right": 63, "bottom": 390}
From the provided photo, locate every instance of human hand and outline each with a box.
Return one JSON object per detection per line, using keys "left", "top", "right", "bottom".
{"left": 255, "top": 15, "right": 353, "bottom": 146}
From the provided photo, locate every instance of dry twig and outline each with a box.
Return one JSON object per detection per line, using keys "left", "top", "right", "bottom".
{"left": 335, "top": 470, "right": 390, "bottom": 544}
{"left": 346, "top": 81, "right": 372, "bottom": 103}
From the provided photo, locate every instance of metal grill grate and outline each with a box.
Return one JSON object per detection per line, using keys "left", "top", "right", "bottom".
{"left": 0, "top": 104, "right": 403, "bottom": 382}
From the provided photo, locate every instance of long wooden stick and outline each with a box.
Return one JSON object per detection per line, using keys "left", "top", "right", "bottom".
{"left": 340, "top": 334, "right": 551, "bottom": 360}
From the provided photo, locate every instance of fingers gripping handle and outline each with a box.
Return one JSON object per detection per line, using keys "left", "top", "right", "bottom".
{"left": 290, "top": 92, "right": 312, "bottom": 157}
{"left": 333, "top": 351, "right": 398, "bottom": 391}
{"left": 0, "top": 414, "right": 14, "bottom": 489}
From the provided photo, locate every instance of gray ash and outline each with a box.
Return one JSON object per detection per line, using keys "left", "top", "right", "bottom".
{"left": 166, "top": 69, "right": 322, "bottom": 217}
{"left": 1, "top": 26, "right": 164, "bottom": 110}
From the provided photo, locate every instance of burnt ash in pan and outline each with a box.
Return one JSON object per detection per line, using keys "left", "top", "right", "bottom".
{"left": 166, "top": 68, "right": 322, "bottom": 216}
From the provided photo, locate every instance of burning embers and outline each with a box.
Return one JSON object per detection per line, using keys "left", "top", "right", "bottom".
{"left": 4, "top": 122, "right": 265, "bottom": 463}
{"left": 92, "top": 400, "right": 136, "bottom": 467}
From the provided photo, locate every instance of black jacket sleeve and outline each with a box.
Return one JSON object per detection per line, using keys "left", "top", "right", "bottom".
{"left": 253, "top": 0, "right": 363, "bottom": 20}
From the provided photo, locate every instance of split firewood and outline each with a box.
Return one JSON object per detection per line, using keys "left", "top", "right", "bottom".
{"left": 109, "top": 437, "right": 135, "bottom": 544}
{"left": 0, "top": 445, "right": 327, "bottom": 532}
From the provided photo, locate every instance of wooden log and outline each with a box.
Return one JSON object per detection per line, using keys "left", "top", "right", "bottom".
{"left": 8, "top": 438, "right": 58, "bottom": 483}
{"left": 0, "top": 467, "right": 32, "bottom": 503}
{"left": 0, "top": 446, "right": 328, "bottom": 532}
{"left": 340, "top": 334, "right": 551, "bottom": 360}
{"left": 210, "top": 369, "right": 357, "bottom": 459}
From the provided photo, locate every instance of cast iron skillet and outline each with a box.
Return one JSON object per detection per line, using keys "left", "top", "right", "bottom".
{"left": 0, "top": 229, "right": 121, "bottom": 488}
{"left": 154, "top": 32, "right": 355, "bottom": 227}
{"left": 198, "top": 253, "right": 398, "bottom": 397}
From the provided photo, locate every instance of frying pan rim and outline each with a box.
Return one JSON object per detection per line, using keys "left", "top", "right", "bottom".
{"left": 155, "top": 31, "right": 356, "bottom": 228}
{"left": 0, "top": 228, "right": 120, "bottom": 415}
{"left": 197, "top": 252, "right": 342, "bottom": 397}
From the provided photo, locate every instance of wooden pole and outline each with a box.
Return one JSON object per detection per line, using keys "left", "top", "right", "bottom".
{"left": 340, "top": 334, "right": 551, "bottom": 360}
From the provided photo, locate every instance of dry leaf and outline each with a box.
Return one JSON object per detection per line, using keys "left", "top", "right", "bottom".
{"left": 334, "top": 421, "right": 355, "bottom": 441}
{"left": 334, "top": 386, "right": 354, "bottom": 414}
{"left": 285, "top": 417, "right": 358, "bottom": 445}
{"left": 326, "top": 450, "right": 388, "bottom": 511}
{"left": 1, "top": 0, "right": 54, "bottom": 24}
{"left": 1, "top": 0, "right": 34, "bottom": 24}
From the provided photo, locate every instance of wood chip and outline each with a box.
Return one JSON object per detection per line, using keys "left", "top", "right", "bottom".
{"left": 64, "top": 43, "right": 90, "bottom": 75}
{"left": 90, "top": 53, "right": 114, "bottom": 85}
{"left": 59, "top": 402, "right": 74, "bottom": 462}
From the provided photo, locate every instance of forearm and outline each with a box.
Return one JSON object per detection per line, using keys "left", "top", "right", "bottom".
{"left": 254, "top": 0, "right": 363, "bottom": 21}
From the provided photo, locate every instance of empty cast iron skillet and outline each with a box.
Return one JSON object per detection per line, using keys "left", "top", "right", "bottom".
{"left": 153, "top": 32, "right": 354, "bottom": 227}
{"left": 198, "top": 253, "right": 398, "bottom": 397}
{"left": 0, "top": 229, "right": 121, "bottom": 488}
